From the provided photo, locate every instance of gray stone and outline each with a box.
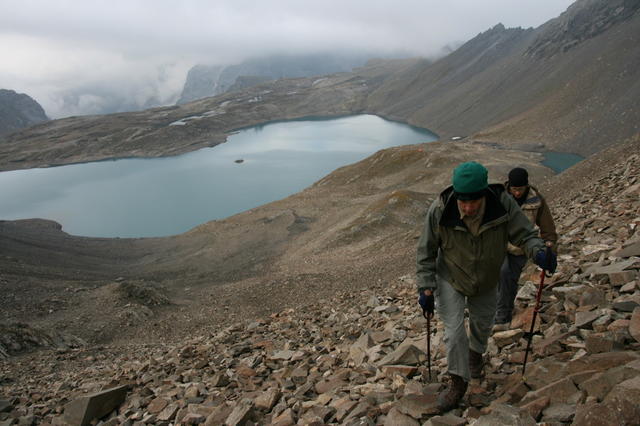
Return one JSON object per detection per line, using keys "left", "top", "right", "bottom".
{"left": 211, "top": 372, "right": 229, "bottom": 387}
{"left": 620, "top": 281, "right": 638, "bottom": 293}
{"left": 579, "top": 365, "right": 640, "bottom": 400}
{"left": 376, "top": 344, "right": 426, "bottom": 367}
{"left": 630, "top": 307, "right": 640, "bottom": 343}
{"left": 470, "top": 403, "right": 536, "bottom": 425}
{"left": 270, "top": 408, "right": 296, "bottom": 426}
{"left": 63, "top": 385, "right": 128, "bottom": 426}
{"left": 427, "top": 414, "right": 467, "bottom": 425}
{"left": 182, "top": 412, "right": 206, "bottom": 424}
{"left": 147, "top": 397, "right": 169, "bottom": 414}
{"left": 383, "top": 407, "right": 420, "bottom": 426}
{"left": 608, "top": 271, "right": 638, "bottom": 286}
{"left": 573, "top": 398, "right": 640, "bottom": 425}
{"left": 271, "top": 350, "right": 295, "bottom": 361}
{"left": 204, "top": 404, "right": 234, "bottom": 426}
{"left": 301, "top": 405, "right": 336, "bottom": 423}
{"left": 584, "top": 333, "right": 622, "bottom": 354}
{"left": 342, "top": 401, "right": 372, "bottom": 423}
{"left": 612, "top": 295, "right": 640, "bottom": 312}
{"left": 520, "top": 378, "right": 579, "bottom": 405}
{"left": 350, "top": 333, "right": 374, "bottom": 366}
{"left": 542, "top": 403, "right": 575, "bottom": 422}
{"left": 254, "top": 387, "right": 281, "bottom": 411}
{"left": 492, "top": 329, "right": 524, "bottom": 348}
{"left": 584, "top": 258, "right": 638, "bottom": 275}
{"left": 575, "top": 310, "right": 601, "bottom": 328}
{"left": 578, "top": 287, "right": 607, "bottom": 307}
{"left": 394, "top": 393, "right": 439, "bottom": 419}
{"left": 603, "top": 375, "right": 640, "bottom": 406}
{"left": 573, "top": 376, "right": 640, "bottom": 426}
{"left": 225, "top": 399, "right": 255, "bottom": 426}
{"left": 314, "top": 375, "right": 347, "bottom": 394}
{"left": 157, "top": 403, "right": 180, "bottom": 422}
{"left": 331, "top": 397, "right": 358, "bottom": 422}
{"left": 615, "top": 242, "right": 640, "bottom": 258}
{"left": 520, "top": 396, "right": 550, "bottom": 421}
{"left": 567, "top": 351, "right": 640, "bottom": 374}
{"left": 521, "top": 358, "right": 567, "bottom": 389}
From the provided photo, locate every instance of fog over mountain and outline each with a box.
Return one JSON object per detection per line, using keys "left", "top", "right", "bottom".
{"left": 177, "top": 51, "right": 385, "bottom": 104}
{"left": 0, "top": 0, "right": 574, "bottom": 118}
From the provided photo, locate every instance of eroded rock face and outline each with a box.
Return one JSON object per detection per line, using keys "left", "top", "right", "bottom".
{"left": 0, "top": 89, "right": 48, "bottom": 136}
{"left": 526, "top": 0, "right": 640, "bottom": 59}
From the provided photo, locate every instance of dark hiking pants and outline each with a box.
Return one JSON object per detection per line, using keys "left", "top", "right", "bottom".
{"left": 495, "top": 253, "right": 527, "bottom": 324}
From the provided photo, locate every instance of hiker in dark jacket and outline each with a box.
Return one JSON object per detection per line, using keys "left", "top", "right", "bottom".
{"left": 416, "top": 161, "right": 556, "bottom": 412}
{"left": 494, "top": 167, "right": 558, "bottom": 328}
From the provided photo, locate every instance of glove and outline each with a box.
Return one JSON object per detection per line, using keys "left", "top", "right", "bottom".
{"left": 418, "top": 291, "right": 435, "bottom": 316}
{"left": 535, "top": 247, "right": 557, "bottom": 274}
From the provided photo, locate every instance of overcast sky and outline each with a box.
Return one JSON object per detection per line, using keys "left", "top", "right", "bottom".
{"left": 0, "top": 0, "right": 575, "bottom": 119}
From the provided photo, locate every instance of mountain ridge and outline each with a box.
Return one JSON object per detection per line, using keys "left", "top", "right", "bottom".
{"left": 1, "top": 0, "right": 637, "bottom": 170}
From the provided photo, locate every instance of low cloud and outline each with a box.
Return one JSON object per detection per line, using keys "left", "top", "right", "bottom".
{"left": 0, "top": 0, "right": 575, "bottom": 118}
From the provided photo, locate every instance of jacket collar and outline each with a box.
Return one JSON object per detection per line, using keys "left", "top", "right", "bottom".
{"left": 440, "top": 184, "right": 507, "bottom": 228}
{"left": 504, "top": 182, "right": 542, "bottom": 207}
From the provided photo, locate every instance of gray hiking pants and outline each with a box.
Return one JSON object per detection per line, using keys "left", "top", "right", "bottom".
{"left": 436, "top": 275, "right": 497, "bottom": 382}
{"left": 496, "top": 254, "right": 528, "bottom": 323}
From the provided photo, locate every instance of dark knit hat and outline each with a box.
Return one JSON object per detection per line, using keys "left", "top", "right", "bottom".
{"left": 452, "top": 162, "right": 488, "bottom": 200}
{"left": 508, "top": 167, "right": 529, "bottom": 187}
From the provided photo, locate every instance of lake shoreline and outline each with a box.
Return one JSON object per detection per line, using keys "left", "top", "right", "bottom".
{"left": 0, "top": 115, "right": 438, "bottom": 238}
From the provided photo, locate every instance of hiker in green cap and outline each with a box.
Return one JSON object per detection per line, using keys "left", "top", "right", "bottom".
{"left": 416, "top": 161, "right": 556, "bottom": 412}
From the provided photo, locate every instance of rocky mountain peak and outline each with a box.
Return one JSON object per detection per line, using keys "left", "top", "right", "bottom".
{"left": 526, "top": 0, "right": 640, "bottom": 59}
{"left": 0, "top": 89, "right": 49, "bottom": 136}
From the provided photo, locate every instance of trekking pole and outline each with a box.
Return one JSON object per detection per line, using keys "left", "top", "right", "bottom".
{"left": 423, "top": 309, "right": 432, "bottom": 381}
{"left": 522, "top": 248, "right": 553, "bottom": 377}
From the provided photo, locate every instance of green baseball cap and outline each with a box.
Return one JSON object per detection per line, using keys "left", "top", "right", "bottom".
{"left": 452, "top": 161, "right": 488, "bottom": 200}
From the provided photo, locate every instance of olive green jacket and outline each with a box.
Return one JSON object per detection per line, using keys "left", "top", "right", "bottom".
{"left": 416, "top": 184, "right": 544, "bottom": 297}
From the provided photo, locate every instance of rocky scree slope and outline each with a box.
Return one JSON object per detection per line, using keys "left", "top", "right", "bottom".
{"left": 0, "top": 138, "right": 639, "bottom": 424}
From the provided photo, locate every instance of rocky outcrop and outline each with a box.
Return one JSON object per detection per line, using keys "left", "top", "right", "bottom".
{"left": 0, "top": 323, "right": 85, "bottom": 359}
{"left": 176, "top": 64, "right": 226, "bottom": 105}
{"left": 526, "top": 0, "right": 640, "bottom": 59}
{"left": 0, "top": 89, "right": 48, "bottom": 136}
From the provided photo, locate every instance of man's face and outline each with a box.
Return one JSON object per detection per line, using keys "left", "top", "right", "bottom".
{"left": 509, "top": 185, "right": 528, "bottom": 199}
{"left": 457, "top": 198, "right": 483, "bottom": 217}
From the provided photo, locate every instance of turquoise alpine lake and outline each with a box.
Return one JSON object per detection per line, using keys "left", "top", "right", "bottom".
{"left": 0, "top": 115, "right": 438, "bottom": 238}
{"left": 541, "top": 151, "right": 584, "bottom": 173}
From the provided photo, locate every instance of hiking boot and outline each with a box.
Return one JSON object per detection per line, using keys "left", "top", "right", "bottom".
{"left": 437, "top": 374, "right": 468, "bottom": 412}
{"left": 469, "top": 349, "right": 484, "bottom": 379}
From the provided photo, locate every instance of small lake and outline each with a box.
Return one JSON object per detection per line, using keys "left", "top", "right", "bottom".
{"left": 542, "top": 151, "right": 584, "bottom": 173}
{"left": 0, "top": 115, "right": 437, "bottom": 238}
